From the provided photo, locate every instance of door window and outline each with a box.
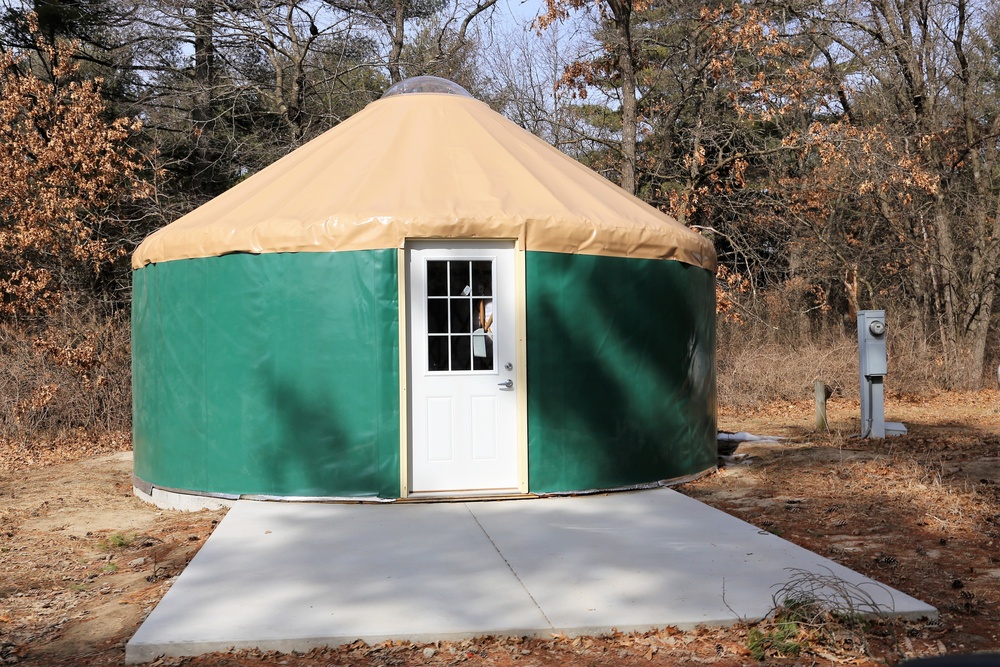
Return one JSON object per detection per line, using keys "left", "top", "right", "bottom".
{"left": 426, "top": 259, "right": 494, "bottom": 372}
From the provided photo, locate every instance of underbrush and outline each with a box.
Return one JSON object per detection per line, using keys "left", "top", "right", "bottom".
{"left": 0, "top": 306, "right": 131, "bottom": 452}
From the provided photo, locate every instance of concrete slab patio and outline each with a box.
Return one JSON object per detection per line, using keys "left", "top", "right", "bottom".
{"left": 126, "top": 488, "right": 936, "bottom": 664}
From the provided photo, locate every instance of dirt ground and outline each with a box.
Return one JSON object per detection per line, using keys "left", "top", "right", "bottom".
{"left": 1, "top": 390, "right": 999, "bottom": 666}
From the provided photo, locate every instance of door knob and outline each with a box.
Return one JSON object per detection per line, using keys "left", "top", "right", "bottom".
{"left": 498, "top": 379, "right": 513, "bottom": 388}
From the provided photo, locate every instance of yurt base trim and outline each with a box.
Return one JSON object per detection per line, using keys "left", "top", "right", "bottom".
{"left": 132, "top": 468, "right": 718, "bottom": 512}
{"left": 133, "top": 485, "right": 237, "bottom": 512}
{"left": 534, "top": 469, "right": 717, "bottom": 498}
{"left": 132, "top": 475, "right": 238, "bottom": 503}
{"left": 132, "top": 476, "right": 395, "bottom": 511}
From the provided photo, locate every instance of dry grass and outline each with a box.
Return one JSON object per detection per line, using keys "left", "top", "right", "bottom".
{"left": 830, "top": 456, "right": 993, "bottom": 535}
{"left": 716, "top": 312, "right": 997, "bottom": 412}
{"left": 717, "top": 329, "right": 859, "bottom": 410}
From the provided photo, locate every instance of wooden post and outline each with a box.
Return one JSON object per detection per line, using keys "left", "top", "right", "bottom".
{"left": 814, "top": 380, "right": 829, "bottom": 432}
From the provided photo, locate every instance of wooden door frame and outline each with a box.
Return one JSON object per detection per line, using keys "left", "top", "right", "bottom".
{"left": 397, "top": 239, "right": 529, "bottom": 499}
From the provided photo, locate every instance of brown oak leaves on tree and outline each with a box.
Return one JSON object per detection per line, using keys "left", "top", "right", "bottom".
{"left": 0, "top": 18, "right": 152, "bottom": 322}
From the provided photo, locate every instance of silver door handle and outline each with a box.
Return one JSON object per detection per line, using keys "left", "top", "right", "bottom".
{"left": 498, "top": 379, "right": 513, "bottom": 388}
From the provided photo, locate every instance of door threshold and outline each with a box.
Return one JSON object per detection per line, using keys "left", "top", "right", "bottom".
{"left": 399, "top": 492, "right": 537, "bottom": 503}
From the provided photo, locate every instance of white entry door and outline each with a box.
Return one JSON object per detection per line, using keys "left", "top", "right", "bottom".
{"left": 407, "top": 241, "right": 518, "bottom": 495}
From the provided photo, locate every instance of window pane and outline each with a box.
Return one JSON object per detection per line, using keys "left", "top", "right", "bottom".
{"left": 451, "top": 336, "right": 471, "bottom": 371}
{"left": 449, "top": 261, "right": 471, "bottom": 296}
{"left": 472, "top": 333, "right": 494, "bottom": 371}
{"left": 428, "top": 299, "right": 447, "bottom": 334}
{"left": 450, "top": 298, "right": 472, "bottom": 334}
{"left": 428, "top": 335, "right": 449, "bottom": 371}
{"left": 476, "top": 297, "right": 494, "bottom": 335}
{"left": 427, "top": 261, "right": 448, "bottom": 296}
{"left": 472, "top": 261, "right": 492, "bottom": 297}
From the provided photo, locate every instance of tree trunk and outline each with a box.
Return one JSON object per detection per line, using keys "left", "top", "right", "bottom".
{"left": 388, "top": 0, "right": 406, "bottom": 84}
{"left": 608, "top": 0, "right": 636, "bottom": 195}
{"left": 951, "top": 0, "right": 997, "bottom": 386}
{"left": 933, "top": 192, "right": 960, "bottom": 366}
{"left": 964, "top": 202, "right": 1000, "bottom": 385}
{"left": 191, "top": 0, "right": 215, "bottom": 196}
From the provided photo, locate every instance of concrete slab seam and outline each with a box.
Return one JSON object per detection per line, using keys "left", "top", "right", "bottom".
{"left": 464, "top": 503, "right": 554, "bottom": 629}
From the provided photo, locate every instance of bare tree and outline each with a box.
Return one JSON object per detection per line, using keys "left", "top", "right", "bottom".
{"left": 325, "top": 0, "right": 500, "bottom": 83}
{"left": 791, "top": 0, "right": 1000, "bottom": 383}
{"left": 536, "top": 0, "right": 641, "bottom": 194}
{"left": 474, "top": 15, "right": 592, "bottom": 151}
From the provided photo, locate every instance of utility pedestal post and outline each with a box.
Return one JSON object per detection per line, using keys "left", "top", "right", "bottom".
{"left": 858, "top": 310, "right": 887, "bottom": 438}
{"left": 857, "top": 310, "right": 906, "bottom": 438}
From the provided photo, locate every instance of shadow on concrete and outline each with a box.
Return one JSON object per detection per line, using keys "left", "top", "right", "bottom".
{"left": 125, "top": 489, "right": 935, "bottom": 663}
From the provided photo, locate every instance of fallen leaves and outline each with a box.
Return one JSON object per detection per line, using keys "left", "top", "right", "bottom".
{"left": 0, "top": 429, "right": 130, "bottom": 474}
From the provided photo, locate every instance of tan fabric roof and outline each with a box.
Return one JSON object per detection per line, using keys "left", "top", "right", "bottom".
{"left": 133, "top": 93, "right": 715, "bottom": 271}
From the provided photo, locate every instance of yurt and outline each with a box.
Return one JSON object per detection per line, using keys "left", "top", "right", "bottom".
{"left": 131, "top": 77, "right": 717, "bottom": 507}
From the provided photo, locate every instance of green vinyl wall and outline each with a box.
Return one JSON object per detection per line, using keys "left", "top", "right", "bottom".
{"left": 524, "top": 252, "right": 717, "bottom": 493}
{"left": 132, "top": 250, "right": 401, "bottom": 498}
{"left": 132, "top": 248, "right": 715, "bottom": 499}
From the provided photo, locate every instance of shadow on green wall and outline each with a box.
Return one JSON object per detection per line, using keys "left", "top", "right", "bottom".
{"left": 132, "top": 250, "right": 400, "bottom": 498}
{"left": 525, "top": 253, "right": 716, "bottom": 492}
{"left": 255, "top": 370, "right": 381, "bottom": 497}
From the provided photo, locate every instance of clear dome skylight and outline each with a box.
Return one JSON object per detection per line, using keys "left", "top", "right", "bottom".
{"left": 381, "top": 76, "right": 473, "bottom": 98}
